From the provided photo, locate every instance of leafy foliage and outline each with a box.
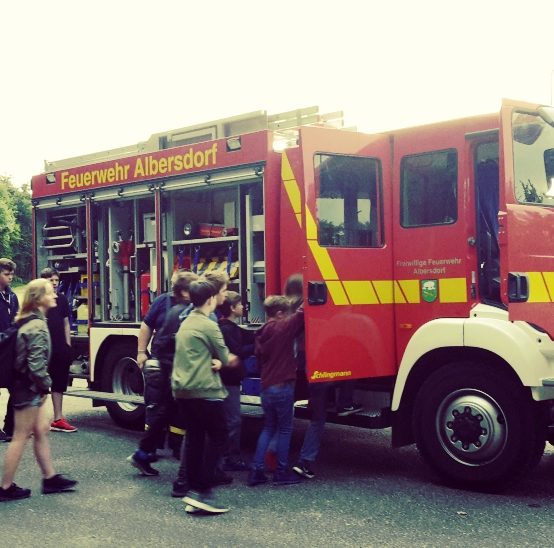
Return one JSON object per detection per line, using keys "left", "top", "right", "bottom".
{"left": 0, "top": 176, "right": 32, "bottom": 280}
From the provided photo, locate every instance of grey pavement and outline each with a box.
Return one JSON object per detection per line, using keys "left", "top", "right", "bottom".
{"left": 0, "top": 384, "right": 553, "bottom": 547}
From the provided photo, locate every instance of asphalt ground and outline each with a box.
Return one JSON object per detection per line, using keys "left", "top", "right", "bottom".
{"left": 1, "top": 384, "right": 554, "bottom": 547}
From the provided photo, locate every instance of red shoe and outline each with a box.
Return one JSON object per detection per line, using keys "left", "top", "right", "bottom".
{"left": 50, "top": 418, "right": 78, "bottom": 433}
{"left": 264, "top": 450, "right": 278, "bottom": 472}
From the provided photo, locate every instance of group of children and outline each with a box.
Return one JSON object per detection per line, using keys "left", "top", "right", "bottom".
{"left": 0, "top": 258, "right": 359, "bottom": 511}
{"left": 130, "top": 269, "right": 331, "bottom": 515}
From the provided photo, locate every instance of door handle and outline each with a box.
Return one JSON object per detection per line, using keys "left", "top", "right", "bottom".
{"left": 308, "top": 281, "right": 327, "bottom": 305}
{"left": 507, "top": 272, "right": 529, "bottom": 303}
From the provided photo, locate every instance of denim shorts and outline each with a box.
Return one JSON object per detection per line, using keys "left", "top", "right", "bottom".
{"left": 13, "top": 392, "right": 44, "bottom": 410}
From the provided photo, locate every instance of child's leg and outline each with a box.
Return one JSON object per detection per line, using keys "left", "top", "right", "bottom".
{"left": 1, "top": 406, "right": 37, "bottom": 488}
{"left": 221, "top": 385, "right": 242, "bottom": 462}
{"left": 179, "top": 399, "right": 209, "bottom": 493}
{"left": 251, "top": 388, "right": 279, "bottom": 470}
{"left": 274, "top": 382, "right": 296, "bottom": 472}
{"left": 139, "top": 362, "right": 171, "bottom": 454}
{"left": 203, "top": 400, "right": 229, "bottom": 482}
{"left": 336, "top": 381, "right": 355, "bottom": 409}
{"left": 298, "top": 382, "right": 330, "bottom": 464}
{"left": 32, "top": 399, "right": 56, "bottom": 479}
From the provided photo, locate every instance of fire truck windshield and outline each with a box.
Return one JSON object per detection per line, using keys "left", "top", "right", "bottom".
{"left": 512, "top": 107, "right": 554, "bottom": 206}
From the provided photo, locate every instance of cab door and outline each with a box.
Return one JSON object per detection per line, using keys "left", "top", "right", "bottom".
{"left": 391, "top": 124, "right": 477, "bottom": 359}
{"left": 500, "top": 100, "right": 554, "bottom": 337}
{"left": 296, "top": 127, "right": 394, "bottom": 381}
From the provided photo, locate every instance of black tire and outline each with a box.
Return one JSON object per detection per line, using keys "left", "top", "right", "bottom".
{"left": 101, "top": 342, "right": 145, "bottom": 431}
{"left": 413, "top": 361, "right": 545, "bottom": 489}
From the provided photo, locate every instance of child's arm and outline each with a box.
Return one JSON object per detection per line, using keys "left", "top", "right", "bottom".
{"left": 224, "top": 323, "right": 254, "bottom": 358}
{"left": 208, "top": 322, "right": 230, "bottom": 366}
{"left": 281, "top": 306, "right": 304, "bottom": 338}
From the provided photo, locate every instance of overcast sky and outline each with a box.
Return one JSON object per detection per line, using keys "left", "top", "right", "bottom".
{"left": 2, "top": 1, "right": 554, "bottom": 186}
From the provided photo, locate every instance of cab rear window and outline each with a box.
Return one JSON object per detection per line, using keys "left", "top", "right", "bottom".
{"left": 400, "top": 150, "right": 458, "bottom": 227}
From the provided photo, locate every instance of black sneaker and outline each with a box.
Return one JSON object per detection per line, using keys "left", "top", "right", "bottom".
{"left": 172, "top": 480, "right": 188, "bottom": 498}
{"left": 273, "top": 470, "right": 301, "bottom": 486}
{"left": 292, "top": 462, "right": 315, "bottom": 479}
{"left": 42, "top": 474, "right": 78, "bottom": 494}
{"left": 0, "top": 429, "right": 12, "bottom": 443}
{"left": 127, "top": 452, "right": 159, "bottom": 476}
{"left": 337, "top": 404, "right": 364, "bottom": 417}
{"left": 0, "top": 483, "right": 31, "bottom": 501}
{"left": 247, "top": 469, "right": 268, "bottom": 487}
{"left": 183, "top": 490, "right": 229, "bottom": 514}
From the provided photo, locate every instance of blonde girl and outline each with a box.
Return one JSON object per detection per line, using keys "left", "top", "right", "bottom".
{"left": 0, "top": 279, "right": 77, "bottom": 502}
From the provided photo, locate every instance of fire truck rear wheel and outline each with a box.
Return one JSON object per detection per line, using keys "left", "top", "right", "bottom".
{"left": 101, "top": 343, "right": 145, "bottom": 431}
{"left": 413, "top": 361, "right": 545, "bottom": 489}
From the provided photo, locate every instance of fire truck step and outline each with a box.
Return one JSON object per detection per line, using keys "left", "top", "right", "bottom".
{"left": 542, "top": 378, "right": 554, "bottom": 386}
{"left": 64, "top": 389, "right": 145, "bottom": 405}
{"left": 240, "top": 404, "right": 264, "bottom": 418}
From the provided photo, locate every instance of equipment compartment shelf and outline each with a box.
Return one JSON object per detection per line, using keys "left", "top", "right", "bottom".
{"left": 172, "top": 236, "right": 239, "bottom": 245}
{"left": 48, "top": 253, "right": 88, "bottom": 260}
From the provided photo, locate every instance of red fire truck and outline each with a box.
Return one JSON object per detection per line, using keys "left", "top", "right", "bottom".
{"left": 31, "top": 101, "right": 554, "bottom": 488}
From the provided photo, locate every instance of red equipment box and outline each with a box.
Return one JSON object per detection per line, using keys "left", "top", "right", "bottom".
{"left": 197, "top": 223, "right": 237, "bottom": 238}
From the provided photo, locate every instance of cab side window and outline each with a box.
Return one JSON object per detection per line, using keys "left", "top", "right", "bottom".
{"left": 400, "top": 150, "right": 458, "bottom": 227}
{"left": 314, "top": 153, "right": 383, "bottom": 248}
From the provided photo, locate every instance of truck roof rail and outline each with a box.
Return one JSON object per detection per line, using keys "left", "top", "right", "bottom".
{"left": 44, "top": 107, "right": 347, "bottom": 172}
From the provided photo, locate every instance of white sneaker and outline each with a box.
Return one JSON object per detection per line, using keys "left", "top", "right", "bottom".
{"left": 337, "top": 404, "right": 364, "bottom": 417}
{"left": 183, "top": 491, "right": 229, "bottom": 514}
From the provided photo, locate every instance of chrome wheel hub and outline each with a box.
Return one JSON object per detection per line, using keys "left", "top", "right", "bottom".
{"left": 112, "top": 356, "right": 143, "bottom": 411}
{"left": 436, "top": 389, "right": 507, "bottom": 465}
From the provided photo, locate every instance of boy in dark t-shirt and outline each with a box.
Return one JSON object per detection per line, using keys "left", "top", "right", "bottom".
{"left": 40, "top": 268, "right": 76, "bottom": 433}
{"left": 217, "top": 291, "right": 253, "bottom": 471}
{"left": 0, "top": 258, "right": 19, "bottom": 442}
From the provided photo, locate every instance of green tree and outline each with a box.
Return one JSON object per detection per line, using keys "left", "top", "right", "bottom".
{"left": 0, "top": 176, "right": 32, "bottom": 280}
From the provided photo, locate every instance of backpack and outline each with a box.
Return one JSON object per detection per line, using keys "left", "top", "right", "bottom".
{"left": 0, "top": 317, "right": 34, "bottom": 389}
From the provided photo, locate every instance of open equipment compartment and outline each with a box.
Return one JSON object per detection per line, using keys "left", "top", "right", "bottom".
{"left": 162, "top": 171, "right": 266, "bottom": 323}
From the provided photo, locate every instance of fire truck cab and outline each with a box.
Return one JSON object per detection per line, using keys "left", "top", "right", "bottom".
{"left": 31, "top": 101, "right": 554, "bottom": 489}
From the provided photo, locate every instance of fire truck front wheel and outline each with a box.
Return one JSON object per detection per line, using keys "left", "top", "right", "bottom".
{"left": 413, "top": 362, "right": 545, "bottom": 489}
{"left": 101, "top": 343, "right": 145, "bottom": 431}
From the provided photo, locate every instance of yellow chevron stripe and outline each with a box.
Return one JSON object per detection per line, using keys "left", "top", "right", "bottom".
{"left": 438, "top": 277, "right": 467, "bottom": 303}
{"left": 326, "top": 280, "right": 350, "bottom": 305}
{"left": 281, "top": 153, "right": 345, "bottom": 302}
{"left": 373, "top": 280, "right": 394, "bottom": 304}
{"left": 398, "top": 279, "right": 421, "bottom": 303}
{"left": 281, "top": 151, "right": 295, "bottom": 182}
{"left": 343, "top": 281, "right": 379, "bottom": 304}
{"left": 393, "top": 281, "right": 407, "bottom": 304}
{"left": 528, "top": 272, "right": 551, "bottom": 302}
{"left": 307, "top": 240, "right": 339, "bottom": 280}
{"left": 282, "top": 153, "right": 302, "bottom": 228}
{"left": 329, "top": 278, "right": 468, "bottom": 305}
{"left": 305, "top": 206, "right": 318, "bottom": 241}
{"left": 542, "top": 272, "right": 554, "bottom": 301}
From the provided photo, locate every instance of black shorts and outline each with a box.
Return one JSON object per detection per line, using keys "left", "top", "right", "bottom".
{"left": 48, "top": 348, "right": 73, "bottom": 393}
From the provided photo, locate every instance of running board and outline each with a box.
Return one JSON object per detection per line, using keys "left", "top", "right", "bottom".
{"left": 63, "top": 389, "right": 266, "bottom": 411}
{"left": 63, "top": 389, "right": 392, "bottom": 428}
{"left": 64, "top": 389, "right": 145, "bottom": 405}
